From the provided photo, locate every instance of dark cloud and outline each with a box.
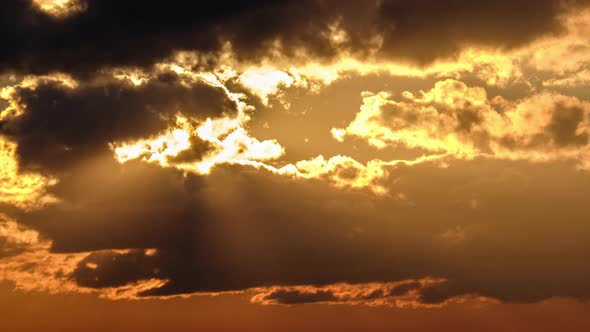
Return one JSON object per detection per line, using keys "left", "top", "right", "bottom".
{"left": 74, "top": 250, "right": 160, "bottom": 288}
{"left": 417, "top": 282, "right": 458, "bottom": 305}
{"left": 499, "top": 102, "right": 590, "bottom": 151}
{"left": 0, "top": 0, "right": 587, "bottom": 75}
{"left": 13, "top": 157, "right": 209, "bottom": 252}
{"left": 1, "top": 156, "right": 588, "bottom": 304}
{"left": 545, "top": 104, "right": 589, "bottom": 147}
{"left": 388, "top": 280, "right": 422, "bottom": 296}
{"left": 0, "top": 0, "right": 333, "bottom": 75}
{"left": 373, "top": 0, "right": 588, "bottom": 64}
{"left": 250, "top": 280, "right": 459, "bottom": 306}
{"left": 257, "top": 289, "right": 338, "bottom": 305}
{"left": 168, "top": 136, "right": 214, "bottom": 164}
{"left": 0, "top": 74, "right": 234, "bottom": 172}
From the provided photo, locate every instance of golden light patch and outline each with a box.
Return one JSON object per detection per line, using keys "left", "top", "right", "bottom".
{"left": 112, "top": 116, "right": 194, "bottom": 167}
{"left": 0, "top": 86, "right": 23, "bottom": 120}
{"left": 0, "top": 215, "right": 39, "bottom": 248}
{"left": 0, "top": 137, "right": 58, "bottom": 210}
{"left": 238, "top": 67, "right": 297, "bottom": 105}
{"left": 32, "top": 0, "right": 87, "bottom": 18}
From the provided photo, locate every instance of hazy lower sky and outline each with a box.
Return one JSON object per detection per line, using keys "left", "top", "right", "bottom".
{"left": 2, "top": 1, "right": 590, "bottom": 331}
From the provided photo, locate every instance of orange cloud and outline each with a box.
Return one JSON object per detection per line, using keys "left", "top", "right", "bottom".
{"left": 0, "top": 215, "right": 171, "bottom": 300}
{"left": 0, "top": 137, "right": 58, "bottom": 210}
{"left": 250, "top": 279, "right": 496, "bottom": 308}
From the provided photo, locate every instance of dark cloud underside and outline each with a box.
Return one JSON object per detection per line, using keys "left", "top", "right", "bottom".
{"left": 1, "top": 74, "right": 234, "bottom": 172}
{"left": 0, "top": 0, "right": 588, "bottom": 75}
{"left": 4, "top": 156, "right": 589, "bottom": 303}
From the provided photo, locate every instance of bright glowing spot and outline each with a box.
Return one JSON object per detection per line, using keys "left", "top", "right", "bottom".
{"left": 113, "top": 116, "right": 193, "bottom": 167}
{"left": 238, "top": 68, "right": 296, "bottom": 105}
{"left": 32, "top": 0, "right": 87, "bottom": 18}
{"left": 194, "top": 124, "right": 284, "bottom": 174}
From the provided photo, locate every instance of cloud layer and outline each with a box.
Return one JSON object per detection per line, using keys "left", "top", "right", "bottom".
{"left": 1, "top": 0, "right": 587, "bottom": 75}
{"left": 2, "top": 0, "right": 590, "bottom": 310}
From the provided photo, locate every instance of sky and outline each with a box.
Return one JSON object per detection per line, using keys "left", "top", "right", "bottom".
{"left": 1, "top": 0, "right": 590, "bottom": 331}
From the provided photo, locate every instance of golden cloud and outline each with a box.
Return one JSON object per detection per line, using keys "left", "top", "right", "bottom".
{"left": 32, "top": 0, "right": 87, "bottom": 18}
{"left": 333, "top": 79, "right": 590, "bottom": 168}
{"left": 0, "top": 137, "right": 58, "bottom": 210}
{"left": 0, "top": 214, "right": 169, "bottom": 300}
{"left": 110, "top": 110, "right": 446, "bottom": 195}
{"left": 23, "top": 6, "right": 590, "bottom": 197}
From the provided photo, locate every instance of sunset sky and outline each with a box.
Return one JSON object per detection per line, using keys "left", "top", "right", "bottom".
{"left": 2, "top": 1, "right": 590, "bottom": 331}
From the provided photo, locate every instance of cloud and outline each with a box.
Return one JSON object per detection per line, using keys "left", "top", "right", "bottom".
{"left": 250, "top": 279, "right": 493, "bottom": 307}
{"left": 0, "top": 72, "right": 236, "bottom": 173}
{"left": 111, "top": 112, "right": 444, "bottom": 195}
{"left": 32, "top": 0, "right": 87, "bottom": 18}
{"left": 1, "top": 214, "right": 169, "bottom": 300}
{"left": 372, "top": 0, "right": 587, "bottom": 64}
{"left": 1, "top": 213, "right": 493, "bottom": 307}
{"left": 2, "top": 153, "right": 589, "bottom": 304}
{"left": 0, "top": 214, "right": 91, "bottom": 294}
{"left": 0, "top": 214, "right": 40, "bottom": 258}
{"left": 0, "top": 0, "right": 586, "bottom": 75}
{"left": 333, "top": 79, "right": 590, "bottom": 168}
{"left": 0, "top": 136, "right": 58, "bottom": 209}
{"left": 3, "top": 4, "right": 590, "bottom": 309}
{"left": 73, "top": 249, "right": 161, "bottom": 289}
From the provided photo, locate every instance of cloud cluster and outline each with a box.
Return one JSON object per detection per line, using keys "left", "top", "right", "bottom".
{"left": 333, "top": 79, "right": 590, "bottom": 168}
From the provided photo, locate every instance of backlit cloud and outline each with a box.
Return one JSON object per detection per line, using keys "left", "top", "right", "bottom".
{"left": 0, "top": 137, "right": 58, "bottom": 210}
{"left": 333, "top": 79, "right": 590, "bottom": 168}
{"left": 250, "top": 279, "right": 495, "bottom": 308}
{"left": 2, "top": 2, "right": 590, "bottom": 321}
